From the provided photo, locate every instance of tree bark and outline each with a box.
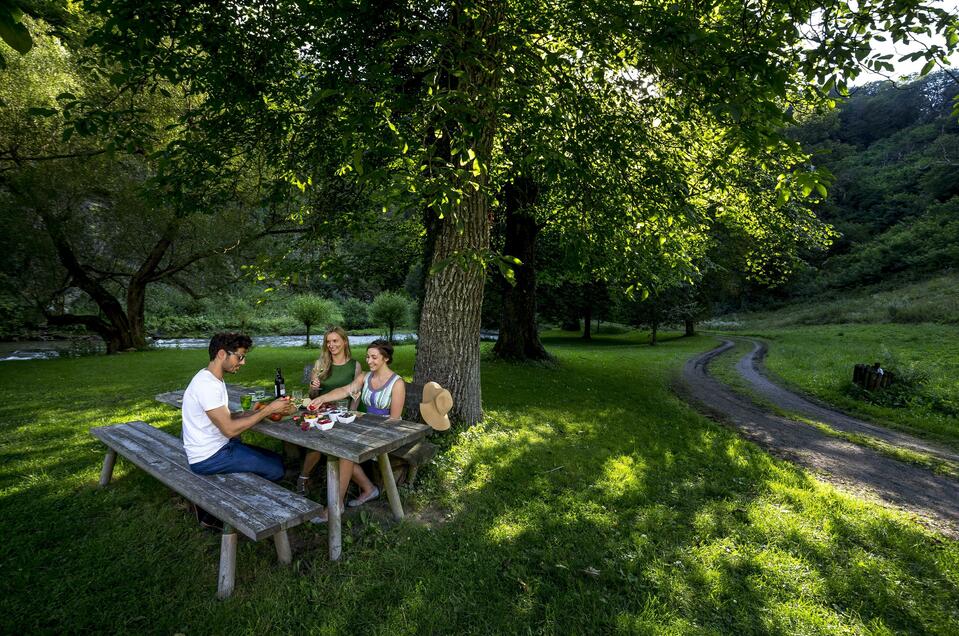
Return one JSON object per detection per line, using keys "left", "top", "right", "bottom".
{"left": 413, "top": 186, "right": 490, "bottom": 424}
{"left": 38, "top": 211, "right": 177, "bottom": 352}
{"left": 582, "top": 305, "right": 592, "bottom": 340}
{"left": 492, "top": 178, "right": 552, "bottom": 362}
{"left": 411, "top": 2, "right": 502, "bottom": 425}
{"left": 684, "top": 319, "right": 695, "bottom": 337}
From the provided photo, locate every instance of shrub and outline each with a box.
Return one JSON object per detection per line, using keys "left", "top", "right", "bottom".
{"left": 845, "top": 347, "right": 956, "bottom": 415}
{"left": 340, "top": 297, "right": 370, "bottom": 330}
{"left": 288, "top": 295, "right": 343, "bottom": 346}
{"left": 368, "top": 292, "right": 411, "bottom": 342}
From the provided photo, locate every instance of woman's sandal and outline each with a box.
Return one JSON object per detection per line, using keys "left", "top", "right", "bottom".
{"left": 347, "top": 486, "right": 380, "bottom": 508}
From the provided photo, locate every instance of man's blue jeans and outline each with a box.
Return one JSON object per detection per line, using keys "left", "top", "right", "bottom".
{"left": 189, "top": 438, "right": 285, "bottom": 482}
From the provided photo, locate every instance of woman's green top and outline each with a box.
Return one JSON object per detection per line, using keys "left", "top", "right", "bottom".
{"left": 310, "top": 358, "right": 360, "bottom": 401}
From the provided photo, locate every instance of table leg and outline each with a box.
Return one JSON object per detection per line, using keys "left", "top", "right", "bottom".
{"left": 378, "top": 453, "right": 404, "bottom": 520}
{"left": 217, "top": 522, "right": 237, "bottom": 600}
{"left": 98, "top": 449, "right": 117, "bottom": 487}
{"left": 273, "top": 529, "right": 292, "bottom": 565}
{"left": 326, "top": 456, "right": 341, "bottom": 561}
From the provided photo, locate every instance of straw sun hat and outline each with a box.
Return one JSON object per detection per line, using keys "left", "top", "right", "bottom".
{"left": 419, "top": 382, "right": 453, "bottom": 431}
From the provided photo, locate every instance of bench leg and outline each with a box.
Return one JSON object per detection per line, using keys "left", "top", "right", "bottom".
{"left": 98, "top": 450, "right": 117, "bottom": 487}
{"left": 326, "top": 456, "right": 342, "bottom": 561}
{"left": 378, "top": 453, "right": 404, "bottom": 520}
{"left": 217, "top": 523, "right": 237, "bottom": 600}
{"left": 273, "top": 529, "right": 292, "bottom": 565}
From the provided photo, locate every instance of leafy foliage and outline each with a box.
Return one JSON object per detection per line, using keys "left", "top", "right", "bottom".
{"left": 791, "top": 73, "right": 959, "bottom": 295}
{"left": 288, "top": 295, "right": 343, "bottom": 346}
{"left": 368, "top": 292, "right": 411, "bottom": 342}
{"left": 339, "top": 297, "right": 370, "bottom": 331}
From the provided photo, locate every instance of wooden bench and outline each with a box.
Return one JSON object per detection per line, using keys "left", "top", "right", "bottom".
{"left": 90, "top": 421, "right": 322, "bottom": 599}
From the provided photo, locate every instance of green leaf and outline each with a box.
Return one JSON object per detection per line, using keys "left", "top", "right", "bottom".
{"left": 352, "top": 148, "right": 364, "bottom": 176}
{"left": 920, "top": 59, "right": 936, "bottom": 76}
{"left": 307, "top": 88, "right": 337, "bottom": 107}
{"left": 471, "top": 158, "right": 481, "bottom": 176}
{"left": 0, "top": 11, "right": 32, "bottom": 55}
{"left": 26, "top": 107, "right": 57, "bottom": 118}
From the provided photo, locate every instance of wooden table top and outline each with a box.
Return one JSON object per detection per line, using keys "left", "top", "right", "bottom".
{"left": 155, "top": 383, "right": 431, "bottom": 463}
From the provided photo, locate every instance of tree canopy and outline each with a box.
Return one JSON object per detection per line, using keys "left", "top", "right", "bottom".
{"left": 3, "top": 0, "right": 957, "bottom": 421}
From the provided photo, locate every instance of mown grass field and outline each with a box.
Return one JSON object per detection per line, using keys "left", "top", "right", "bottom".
{"left": 721, "top": 324, "right": 959, "bottom": 452}
{"left": 2, "top": 332, "right": 958, "bottom": 633}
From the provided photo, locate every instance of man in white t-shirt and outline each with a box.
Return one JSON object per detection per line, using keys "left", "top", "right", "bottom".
{"left": 183, "top": 333, "right": 291, "bottom": 482}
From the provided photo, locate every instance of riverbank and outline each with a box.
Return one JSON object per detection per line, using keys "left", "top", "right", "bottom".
{"left": 0, "top": 330, "right": 499, "bottom": 362}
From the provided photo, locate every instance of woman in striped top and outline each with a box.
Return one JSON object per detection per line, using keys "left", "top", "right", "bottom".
{"left": 310, "top": 340, "right": 406, "bottom": 518}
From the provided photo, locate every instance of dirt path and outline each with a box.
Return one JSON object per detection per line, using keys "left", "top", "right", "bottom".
{"left": 676, "top": 338, "right": 959, "bottom": 538}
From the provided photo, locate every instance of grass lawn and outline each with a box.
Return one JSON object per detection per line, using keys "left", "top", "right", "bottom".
{"left": 2, "top": 332, "right": 958, "bottom": 633}
{"left": 724, "top": 324, "right": 959, "bottom": 452}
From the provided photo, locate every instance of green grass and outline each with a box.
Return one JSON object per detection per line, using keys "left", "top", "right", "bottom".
{"left": 713, "top": 273, "right": 959, "bottom": 329}
{"left": 717, "top": 324, "right": 959, "bottom": 453}
{"left": 706, "top": 337, "right": 959, "bottom": 478}
{"left": 2, "top": 333, "right": 958, "bottom": 633}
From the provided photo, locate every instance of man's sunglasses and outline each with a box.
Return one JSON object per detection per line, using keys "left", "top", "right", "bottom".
{"left": 226, "top": 350, "right": 247, "bottom": 362}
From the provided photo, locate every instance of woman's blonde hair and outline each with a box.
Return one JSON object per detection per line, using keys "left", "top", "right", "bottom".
{"left": 313, "top": 326, "right": 352, "bottom": 382}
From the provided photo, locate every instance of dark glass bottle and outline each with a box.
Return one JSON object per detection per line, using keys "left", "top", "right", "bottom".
{"left": 274, "top": 367, "right": 286, "bottom": 398}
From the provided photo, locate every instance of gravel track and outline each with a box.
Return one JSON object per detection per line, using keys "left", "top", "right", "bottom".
{"left": 676, "top": 338, "right": 959, "bottom": 538}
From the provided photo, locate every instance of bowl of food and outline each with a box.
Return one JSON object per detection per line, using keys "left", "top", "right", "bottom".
{"left": 335, "top": 411, "right": 356, "bottom": 424}
{"left": 317, "top": 416, "right": 335, "bottom": 431}
{"left": 303, "top": 413, "right": 318, "bottom": 428}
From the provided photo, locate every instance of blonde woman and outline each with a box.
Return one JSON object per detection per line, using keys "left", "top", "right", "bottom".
{"left": 296, "top": 327, "right": 362, "bottom": 494}
{"left": 310, "top": 339, "right": 405, "bottom": 521}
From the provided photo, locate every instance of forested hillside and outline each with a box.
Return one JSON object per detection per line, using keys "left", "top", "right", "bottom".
{"left": 793, "top": 72, "right": 959, "bottom": 293}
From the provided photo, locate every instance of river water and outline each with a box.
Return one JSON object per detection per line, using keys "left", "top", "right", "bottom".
{"left": 0, "top": 331, "right": 498, "bottom": 362}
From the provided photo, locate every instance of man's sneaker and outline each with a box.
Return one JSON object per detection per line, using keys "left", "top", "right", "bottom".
{"left": 190, "top": 502, "right": 224, "bottom": 531}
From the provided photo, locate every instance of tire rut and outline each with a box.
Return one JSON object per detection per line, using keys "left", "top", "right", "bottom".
{"left": 676, "top": 338, "right": 959, "bottom": 538}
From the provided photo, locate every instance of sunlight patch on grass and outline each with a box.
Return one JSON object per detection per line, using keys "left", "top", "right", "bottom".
{"left": 597, "top": 455, "right": 647, "bottom": 498}
{"left": 2, "top": 336, "right": 958, "bottom": 632}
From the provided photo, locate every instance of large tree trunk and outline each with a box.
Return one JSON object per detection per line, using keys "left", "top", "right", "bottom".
{"left": 413, "top": 189, "right": 490, "bottom": 424}
{"left": 684, "top": 319, "right": 695, "bottom": 337}
{"left": 493, "top": 178, "right": 552, "bottom": 362}
{"left": 124, "top": 277, "right": 149, "bottom": 350}
{"left": 40, "top": 210, "right": 167, "bottom": 352}
{"left": 582, "top": 305, "right": 592, "bottom": 340}
{"left": 411, "top": 2, "right": 502, "bottom": 425}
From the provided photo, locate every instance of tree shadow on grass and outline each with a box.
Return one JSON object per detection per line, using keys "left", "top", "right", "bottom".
{"left": 2, "top": 344, "right": 958, "bottom": 633}
{"left": 266, "top": 391, "right": 959, "bottom": 634}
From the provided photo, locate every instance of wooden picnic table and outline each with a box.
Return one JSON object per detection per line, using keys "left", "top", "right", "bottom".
{"left": 156, "top": 383, "right": 431, "bottom": 560}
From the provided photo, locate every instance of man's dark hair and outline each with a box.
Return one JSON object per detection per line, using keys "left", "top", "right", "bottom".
{"left": 367, "top": 339, "right": 393, "bottom": 364}
{"left": 209, "top": 333, "right": 253, "bottom": 361}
